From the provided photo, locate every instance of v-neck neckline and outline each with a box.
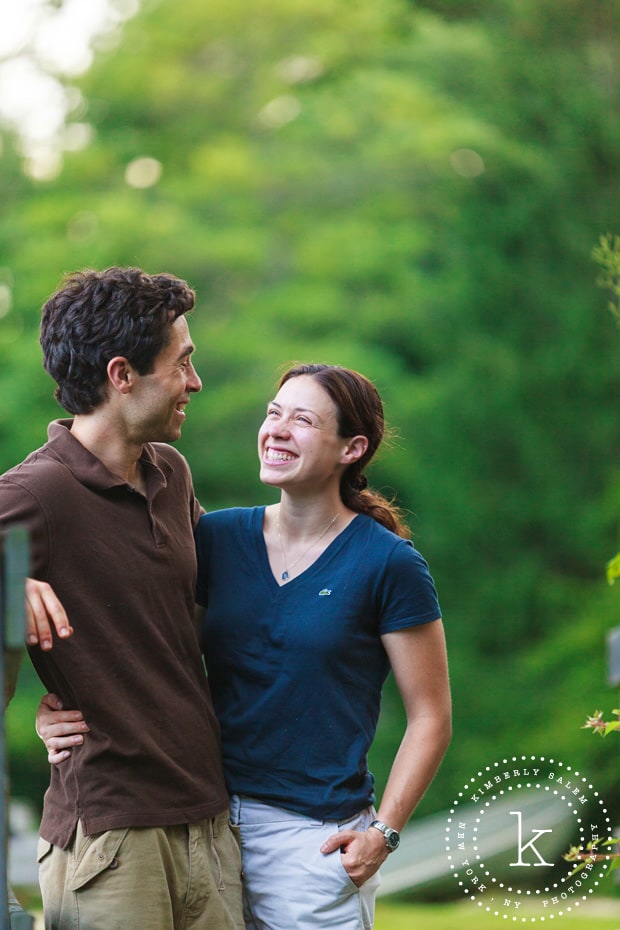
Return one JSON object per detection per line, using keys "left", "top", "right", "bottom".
{"left": 255, "top": 506, "right": 360, "bottom": 590}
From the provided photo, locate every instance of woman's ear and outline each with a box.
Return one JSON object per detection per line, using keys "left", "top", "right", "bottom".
{"left": 341, "top": 435, "right": 369, "bottom": 465}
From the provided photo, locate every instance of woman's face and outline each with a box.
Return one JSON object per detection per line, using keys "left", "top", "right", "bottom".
{"left": 257, "top": 375, "right": 358, "bottom": 493}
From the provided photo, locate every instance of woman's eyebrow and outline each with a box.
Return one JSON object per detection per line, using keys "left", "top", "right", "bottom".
{"left": 267, "top": 401, "right": 325, "bottom": 421}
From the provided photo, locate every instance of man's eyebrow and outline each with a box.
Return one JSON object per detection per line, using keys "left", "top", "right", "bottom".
{"left": 177, "top": 343, "right": 195, "bottom": 361}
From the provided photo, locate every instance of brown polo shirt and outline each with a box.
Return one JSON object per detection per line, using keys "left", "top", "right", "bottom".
{"left": 0, "top": 420, "right": 229, "bottom": 848}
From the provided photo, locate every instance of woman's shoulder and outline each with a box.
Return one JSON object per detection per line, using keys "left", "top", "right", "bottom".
{"left": 353, "top": 512, "right": 413, "bottom": 548}
{"left": 353, "top": 514, "right": 434, "bottom": 569}
{"left": 197, "top": 505, "right": 265, "bottom": 533}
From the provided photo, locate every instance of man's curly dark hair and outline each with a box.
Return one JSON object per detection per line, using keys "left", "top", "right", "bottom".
{"left": 40, "top": 266, "right": 196, "bottom": 414}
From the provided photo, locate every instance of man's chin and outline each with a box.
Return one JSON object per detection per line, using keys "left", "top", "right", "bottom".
{"left": 150, "top": 427, "right": 182, "bottom": 444}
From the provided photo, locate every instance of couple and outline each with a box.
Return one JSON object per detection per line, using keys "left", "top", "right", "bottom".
{"left": 3, "top": 266, "right": 451, "bottom": 930}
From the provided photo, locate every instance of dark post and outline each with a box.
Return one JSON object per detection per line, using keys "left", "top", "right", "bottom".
{"left": 1, "top": 526, "right": 34, "bottom": 930}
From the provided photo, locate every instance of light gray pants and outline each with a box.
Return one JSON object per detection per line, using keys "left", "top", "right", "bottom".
{"left": 229, "top": 796, "right": 380, "bottom": 930}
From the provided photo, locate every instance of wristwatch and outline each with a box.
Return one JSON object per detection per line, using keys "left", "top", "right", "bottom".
{"left": 369, "top": 819, "right": 400, "bottom": 851}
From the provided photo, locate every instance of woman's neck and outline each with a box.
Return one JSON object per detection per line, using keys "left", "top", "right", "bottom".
{"left": 263, "top": 494, "right": 357, "bottom": 586}
{"left": 274, "top": 492, "right": 350, "bottom": 540}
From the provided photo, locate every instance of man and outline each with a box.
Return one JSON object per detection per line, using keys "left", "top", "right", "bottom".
{"left": 0, "top": 267, "right": 243, "bottom": 930}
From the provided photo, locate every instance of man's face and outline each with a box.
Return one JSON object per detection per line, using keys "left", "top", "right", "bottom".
{"left": 128, "top": 315, "right": 202, "bottom": 443}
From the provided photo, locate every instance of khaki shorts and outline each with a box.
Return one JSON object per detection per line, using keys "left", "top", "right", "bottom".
{"left": 38, "top": 813, "right": 244, "bottom": 930}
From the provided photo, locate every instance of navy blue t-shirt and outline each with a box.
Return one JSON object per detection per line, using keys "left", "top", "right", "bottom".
{"left": 195, "top": 506, "right": 441, "bottom": 821}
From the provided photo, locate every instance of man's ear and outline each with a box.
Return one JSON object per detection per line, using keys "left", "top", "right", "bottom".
{"left": 107, "top": 357, "right": 134, "bottom": 395}
{"left": 340, "top": 435, "right": 368, "bottom": 465}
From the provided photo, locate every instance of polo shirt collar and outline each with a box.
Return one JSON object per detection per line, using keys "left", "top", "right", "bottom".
{"left": 47, "top": 419, "right": 171, "bottom": 495}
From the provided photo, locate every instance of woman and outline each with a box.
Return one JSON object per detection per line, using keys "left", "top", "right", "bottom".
{"left": 37, "top": 363, "right": 451, "bottom": 930}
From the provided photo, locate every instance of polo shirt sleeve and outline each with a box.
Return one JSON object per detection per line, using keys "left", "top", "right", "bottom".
{"left": 194, "top": 513, "right": 211, "bottom": 607}
{"left": 0, "top": 478, "right": 50, "bottom": 579}
{"left": 376, "top": 538, "right": 442, "bottom": 635}
{"left": 193, "top": 495, "right": 204, "bottom": 525}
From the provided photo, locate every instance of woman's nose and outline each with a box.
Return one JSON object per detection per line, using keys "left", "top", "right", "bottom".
{"left": 269, "top": 415, "right": 291, "bottom": 436}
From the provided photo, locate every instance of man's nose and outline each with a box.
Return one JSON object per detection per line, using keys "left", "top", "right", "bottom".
{"left": 187, "top": 362, "right": 202, "bottom": 393}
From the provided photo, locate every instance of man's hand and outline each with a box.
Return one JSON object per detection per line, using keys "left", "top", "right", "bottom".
{"left": 25, "top": 579, "right": 74, "bottom": 650}
{"left": 36, "top": 693, "right": 88, "bottom": 764}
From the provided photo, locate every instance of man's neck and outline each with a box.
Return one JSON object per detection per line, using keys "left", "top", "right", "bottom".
{"left": 70, "top": 413, "right": 145, "bottom": 490}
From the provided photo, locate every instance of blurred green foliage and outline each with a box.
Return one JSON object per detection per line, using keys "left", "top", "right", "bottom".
{"left": 374, "top": 899, "right": 620, "bottom": 930}
{"left": 2, "top": 0, "right": 620, "bottom": 826}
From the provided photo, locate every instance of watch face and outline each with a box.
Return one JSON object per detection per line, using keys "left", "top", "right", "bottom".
{"left": 370, "top": 820, "right": 400, "bottom": 850}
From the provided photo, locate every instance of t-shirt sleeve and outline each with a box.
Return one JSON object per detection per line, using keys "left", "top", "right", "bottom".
{"left": 376, "top": 539, "right": 442, "bottom": 634}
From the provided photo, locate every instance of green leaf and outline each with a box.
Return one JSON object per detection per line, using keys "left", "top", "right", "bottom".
{"left": 608, "top": 856, "right": 620, "bottom": 874}
{"left": 606, "top": 552, "right": 620, "bottom": 586}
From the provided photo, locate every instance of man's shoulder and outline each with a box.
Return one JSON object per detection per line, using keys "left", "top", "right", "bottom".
{"left": 1, "top": 421, "right": 75, "bottom": 489}
{"left": 0, "top": 443, "right": 60, "bottom": 489}
{"left": 0, "top": 444, "right": 67, "bottom": 525}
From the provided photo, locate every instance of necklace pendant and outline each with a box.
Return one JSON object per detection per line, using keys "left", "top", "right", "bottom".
{"left": 281, "top": 570, "right": 289, "bottom": 580}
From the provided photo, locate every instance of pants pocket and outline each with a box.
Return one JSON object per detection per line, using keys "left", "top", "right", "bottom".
{"left": 67, "top": 827, "right": 129, "bottom": 891}
{"left": 37, "top": 837, "right": 53, "bottom": 865}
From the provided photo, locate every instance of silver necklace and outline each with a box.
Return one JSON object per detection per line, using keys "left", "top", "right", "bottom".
{"left": 277, "top": 514, "right": 338, "bottom": 581}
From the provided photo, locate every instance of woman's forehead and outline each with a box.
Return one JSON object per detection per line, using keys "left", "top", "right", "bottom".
{"left": 273, "top": 375, "right": 335, "bottom": 414}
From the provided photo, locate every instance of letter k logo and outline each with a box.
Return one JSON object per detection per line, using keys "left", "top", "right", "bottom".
{"left": 509, "top": 811, "right": 554, "bottom": 867}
